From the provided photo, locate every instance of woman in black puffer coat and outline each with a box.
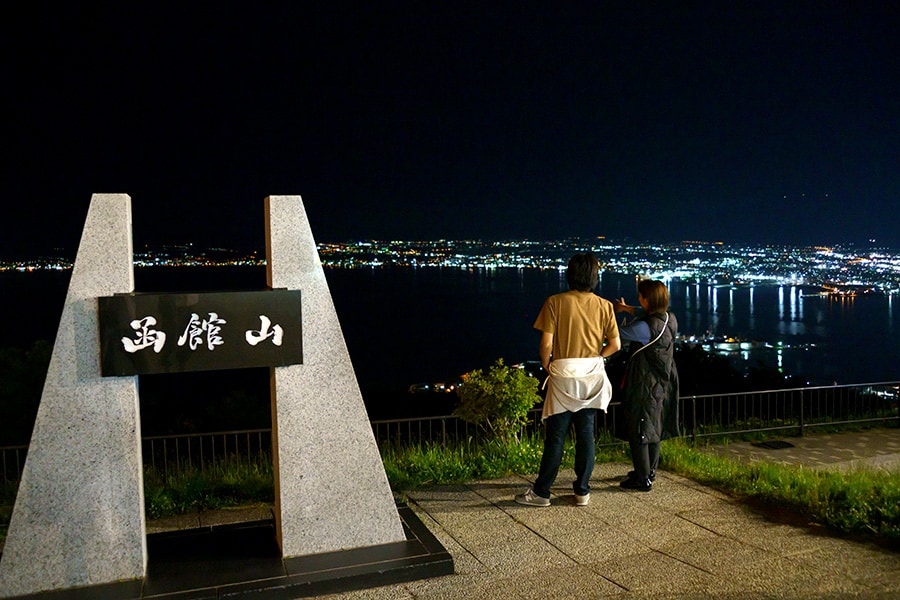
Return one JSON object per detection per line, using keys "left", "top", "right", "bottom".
{"left": 614, "top": 279, "right": 680, "bottom": 491}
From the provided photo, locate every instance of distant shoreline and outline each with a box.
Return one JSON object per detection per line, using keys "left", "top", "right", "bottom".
{"left": 2, "top": 238, "right": 899, "bottom": 292}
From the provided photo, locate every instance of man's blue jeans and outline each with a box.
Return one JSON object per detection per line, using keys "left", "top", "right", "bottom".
{"left": 532, "top": 408, "right": 596, "bottom": 498}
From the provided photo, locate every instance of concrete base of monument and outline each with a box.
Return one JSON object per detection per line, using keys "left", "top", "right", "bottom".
{"left": 2, "top": 503, "right": 452, "bottom": 600}
{"left": 145, "top": 503, "right": 453, "bottom": 599}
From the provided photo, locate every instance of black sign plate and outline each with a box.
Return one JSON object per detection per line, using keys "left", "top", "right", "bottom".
{"left": 98, "top": 290, "right": 303, "bottom": 376}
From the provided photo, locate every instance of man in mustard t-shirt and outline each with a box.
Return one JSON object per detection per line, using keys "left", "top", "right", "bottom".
{"left": 515, "top": 253, "right": 620, "bottom": 507}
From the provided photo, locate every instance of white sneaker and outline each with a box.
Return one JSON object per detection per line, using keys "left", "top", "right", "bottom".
{"left": 575, "top": 493, "right": 590, "bottom": 506}
{"left": 515, "top": 488, "right": 550, "bottom": 507}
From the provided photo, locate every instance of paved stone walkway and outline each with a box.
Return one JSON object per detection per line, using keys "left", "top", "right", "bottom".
{"left": 311, "top": 426, "right": 900, "bottom": 599}
{"left": 111, "top": 425, "right": 900, "bottom": 598}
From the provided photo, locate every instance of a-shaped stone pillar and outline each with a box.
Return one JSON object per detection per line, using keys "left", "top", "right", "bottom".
{"left": 0, "top": 194, "right": 405, "bottom": 598}
{"left": 0, "top": 194, "right": 144, "bottom": 597}
{"left": 265, "top": 195, "right": 405, "bottom": 555}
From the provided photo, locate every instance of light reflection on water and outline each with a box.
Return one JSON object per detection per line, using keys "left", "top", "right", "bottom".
{"left": 664, "top": 277, "right": 898, "bottom": 385}
{"left": 3, "top": 267, "right": 899, "bottom": 400}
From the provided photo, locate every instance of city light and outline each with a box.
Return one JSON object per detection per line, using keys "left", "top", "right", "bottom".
{"left": 3, "top": 239, "right": 900, "bottom": 293}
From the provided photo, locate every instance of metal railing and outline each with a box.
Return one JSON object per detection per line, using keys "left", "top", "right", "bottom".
{"left": 370, "top": 404, "right": 625, "bottom": 448}
{"left": 682, "top": 381, "right": 900, "bottom": 441}
{"left": 142, "top": 428, "right": 273, "bottom": 478}
{"left": 2, "top": 429, "right": 274, "bottom": 485}
{"left": 2, "top": 381, "right": 898, "bottom": 485}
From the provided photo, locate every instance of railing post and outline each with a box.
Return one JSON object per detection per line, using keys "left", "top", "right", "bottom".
{"left": 690, "top": 396, "right": 697, "bottom": 444}
{"left": 798, "top": 389, "right": 805, "bottom": 437}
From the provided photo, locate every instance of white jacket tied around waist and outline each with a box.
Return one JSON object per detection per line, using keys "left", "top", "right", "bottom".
{"left": 542, "top": 356, "right": 613, "bottom": 420}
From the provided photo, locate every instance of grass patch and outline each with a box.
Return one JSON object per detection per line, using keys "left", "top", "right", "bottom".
{"left": 2, "top": 458, "right": 275, "bottom": 546}
{"left": 381, "top": 430, "right": 628, "bottom": 490}
{"left": 661, "top": 437, "right": 900, "bottom": 542}
{"left": 143, "top": 457, "right": 274, "bottom": 520}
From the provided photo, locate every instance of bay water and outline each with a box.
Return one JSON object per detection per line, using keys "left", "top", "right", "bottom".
{"left": 3, "top": 266, "right": 899, "bottom": 421}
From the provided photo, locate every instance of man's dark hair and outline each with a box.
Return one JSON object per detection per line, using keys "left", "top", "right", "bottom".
{"left": 566, "top": 253, "right": 599, "bottom": 292}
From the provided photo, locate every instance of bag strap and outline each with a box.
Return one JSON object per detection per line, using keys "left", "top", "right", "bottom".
{"left": 629, "top": 312, "right": 669, "bottom": 360}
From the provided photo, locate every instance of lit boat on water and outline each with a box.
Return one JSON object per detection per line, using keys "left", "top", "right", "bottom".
{"left": 704, "top": 337, "right": 772, "bottom": 352}
{"left": 677, "top": 333, "right": 771, "bottom": 353}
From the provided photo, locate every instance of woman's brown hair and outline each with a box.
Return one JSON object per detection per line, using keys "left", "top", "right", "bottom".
{"left": 638, "top": 279, "right": 669, "bottom": 314}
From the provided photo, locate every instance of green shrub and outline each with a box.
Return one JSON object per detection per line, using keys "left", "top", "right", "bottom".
{"left": 453, "top": 359, "right": 542, "bottom": 443}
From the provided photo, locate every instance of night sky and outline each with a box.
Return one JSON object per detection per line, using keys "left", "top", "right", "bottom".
{"left": 3, "top": 2, "right": 898, "bottom": 258}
